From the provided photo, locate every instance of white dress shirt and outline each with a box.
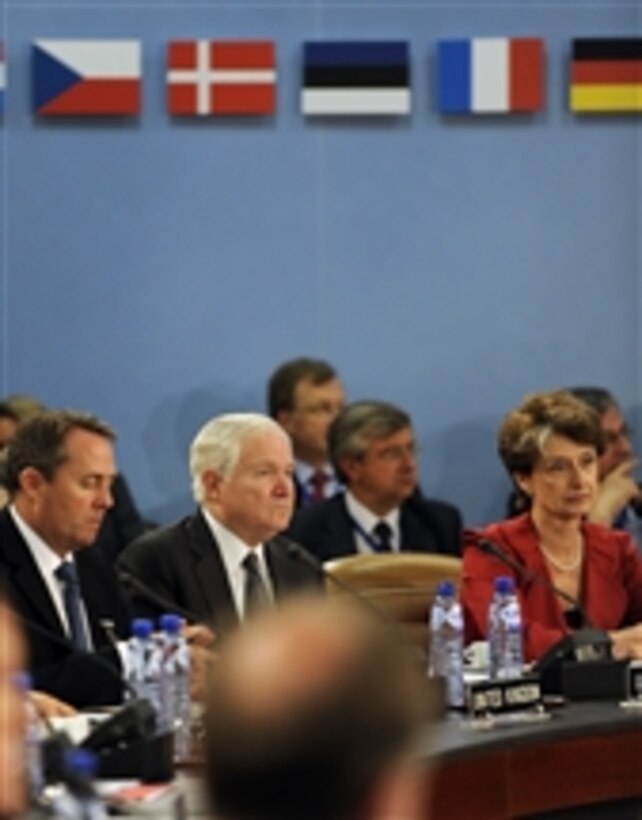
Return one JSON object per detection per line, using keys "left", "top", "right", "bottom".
{"left": 9, "top": 505, "right": 94, "bottom": 649}
{"left": 296, "top": 460, "right": 342, "bottom": 502}
{"left": 201, "top": 508, "right": 274, "bottom": 619}
{"left": 344, "top": 492, "right": 401, "bottom": 554}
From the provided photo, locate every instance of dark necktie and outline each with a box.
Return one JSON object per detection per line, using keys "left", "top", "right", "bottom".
{"left": 372, "top": 521, "right": 393, "bottom": 553}
{"left": 54, "top": 561, "right": 91, "bottom": 651}
{"left": 242, "top": 552, "right": 270, "bottom": 617}
{"left": 309, "top": 470, "right": 328, "bottom": 503}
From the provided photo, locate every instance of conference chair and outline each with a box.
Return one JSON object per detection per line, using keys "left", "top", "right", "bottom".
{"left": 323, "top": 552, "right": 462, "bottom": 652}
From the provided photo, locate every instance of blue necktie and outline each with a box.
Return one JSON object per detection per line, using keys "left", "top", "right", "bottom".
{"left": 55, "top": 561, "right": 91, "bottom": 651}
{"left": 372, "top": 521, "right": 393, "bottom": 552}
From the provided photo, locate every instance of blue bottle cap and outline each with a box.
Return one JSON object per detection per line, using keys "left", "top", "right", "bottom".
{"left": 159, "top": 614, "right": 182, "bottom": 634}
{"left": 64, "top": 747, "right": 99, "bottom": 776}
{"left": 131, "top": 618, "right": 153, "bottom": 638}
{"left": 436, "top": 580, "right": 456, "bottom": 598}
{"left": 494, "top": 576, "right": 515, "bottom": 594}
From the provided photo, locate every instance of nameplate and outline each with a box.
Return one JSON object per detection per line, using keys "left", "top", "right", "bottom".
{"left": 467, "top": 676, "right": 542, "bottom": 717}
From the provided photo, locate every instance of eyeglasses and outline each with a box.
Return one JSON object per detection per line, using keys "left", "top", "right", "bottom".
{"left": 371, "top": 443, "right": 420, "bottom": 463}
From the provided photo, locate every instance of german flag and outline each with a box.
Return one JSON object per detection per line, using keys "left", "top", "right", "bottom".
{"left": 570, "top": 38, "right": 642, "bottom": 113}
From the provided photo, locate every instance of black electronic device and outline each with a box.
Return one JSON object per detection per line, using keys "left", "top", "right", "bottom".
{"left": 532, "top": 629, "right": 625, "bottom": 698}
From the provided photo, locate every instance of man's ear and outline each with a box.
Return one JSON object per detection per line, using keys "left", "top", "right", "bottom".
{"left": 339, "top": 457, "right": 361, "bottom": 485}
{"left": 201, "top": 469, "right": 224, "bottom": 502}
{"left": 18, "top": 466, "right": 47, "bottom": 499}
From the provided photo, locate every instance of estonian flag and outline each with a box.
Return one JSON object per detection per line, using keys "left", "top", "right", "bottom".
{"left": 302, "top": 40, "right": 410, "bottom": 116}
{"left": 438, "top": 38, "right": 544, "bottom": 115}
{"left": 33, "top": 39, "right": 141, "bottom": 116}
{"left": 570, "top": 38, "right": 642, "bottom": 113}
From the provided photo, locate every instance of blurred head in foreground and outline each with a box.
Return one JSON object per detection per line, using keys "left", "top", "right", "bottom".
{"left": 204, "top": 596, "right": 432, "bottom": 820}
{"left": 0, "top": 595, "right": 27, "bottom": 818}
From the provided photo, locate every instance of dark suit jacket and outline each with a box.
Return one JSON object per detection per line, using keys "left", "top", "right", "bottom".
{"left": 287, "top": 492, "right": 463, "bottom": 563}
{"left": 0, "top": 509, "right": 131, "bottom": 708}
{"left": 117, "top": 510, "right": 323, "bottom": 636}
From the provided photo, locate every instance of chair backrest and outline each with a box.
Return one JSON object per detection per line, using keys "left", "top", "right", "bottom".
{"left": 323, "top": 552, "right": 462, "bottom": 651}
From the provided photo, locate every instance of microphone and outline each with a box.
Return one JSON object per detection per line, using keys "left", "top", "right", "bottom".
{"left": 469, "top": 534, "right": 592, "bottom": 628}
{"left": 17, "top": 610, "right": 172, "bottom": 780}
{"left": 118, "top": 570, "right": 201, "bottom": 624}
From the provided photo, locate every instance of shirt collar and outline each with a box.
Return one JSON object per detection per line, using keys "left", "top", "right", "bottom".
{"left": 9, "top": 505, "right": 71, "bottom": 576}
{"left": 295, "top": 460, "right": 333, "bottom": 485}
{"left": 201, "top": 507, "right": 268, "bottom": 572}
{"left": 344, "top": 491, "right": 400, "bottom": 536}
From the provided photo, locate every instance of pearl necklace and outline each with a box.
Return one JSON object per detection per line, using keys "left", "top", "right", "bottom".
{"left": 540, "top": 537, "right": 584, "bottom": 572}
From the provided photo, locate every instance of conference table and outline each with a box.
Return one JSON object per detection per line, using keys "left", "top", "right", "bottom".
{"left": 109, "top": 698, "right": 642, "bottom": 819}
{"left": 426, "top": 699, "right": 642, "bottom": 819}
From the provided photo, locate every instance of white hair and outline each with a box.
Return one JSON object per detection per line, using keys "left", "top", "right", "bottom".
{"left": 189, "top": 413, "right": 289, "bottom": 504}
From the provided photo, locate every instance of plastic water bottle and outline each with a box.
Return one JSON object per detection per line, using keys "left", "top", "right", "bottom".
{"left": 14, "top": 672, "right": 45, "bottom": 804}
{"left": 488, "top": 576, "right": 524, "bottom": 680}
{"left": 159, "top": 614, "right": 191, "bottom": 761}
{"left": 126, "top": 618, "right": 162, "bottom": 723}
{"left": 428, "top": 581, "right": 465, "bottom": 708}
{"left": 49, "top": 748, "right": 108, "bottom": 820}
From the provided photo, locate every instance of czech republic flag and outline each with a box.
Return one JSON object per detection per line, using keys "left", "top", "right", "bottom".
{"left": 33, "top": 40, "right": 141, "bottom": 116}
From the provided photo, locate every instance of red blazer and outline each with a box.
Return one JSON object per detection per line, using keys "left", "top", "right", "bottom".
{"left": 462, "top": 514, "right": 642, "bottom": 661}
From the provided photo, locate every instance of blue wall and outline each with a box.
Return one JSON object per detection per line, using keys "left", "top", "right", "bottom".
{"left": 2, "top": 1, "right": 641, "bottom": 526}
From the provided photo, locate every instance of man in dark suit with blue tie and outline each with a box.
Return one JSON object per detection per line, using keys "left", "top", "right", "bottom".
{"left": 288, "top": 400, "right": 462, "bottom": 562}
{"left": 0, "top": 410, "right": 132, "bottom": 707}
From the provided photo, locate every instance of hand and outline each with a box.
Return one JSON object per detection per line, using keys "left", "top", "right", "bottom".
{"left": 189, "top": 645, "right": 216, "bottom": 702}
{"left": 609, "top": 624, "right": 642, "bottom": 660}
{"left": 30, "top": 690, "right": 77, "bottom": 719}
{"left": 589, "top": 459, "right": 639, "bottom": 526}
{"left": 183, "top": 623, "right": 217, "bottom": 650}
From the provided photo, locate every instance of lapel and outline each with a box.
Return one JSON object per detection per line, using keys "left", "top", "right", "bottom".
{"left": 325, "top": 496, "right": 359, "bottom": 558}
{"left": 74, "top": 550, "right": 116, "bottom": 649}
{"left": 399, "top": 500, "right": 439, "bottom": 553}
{"left": 581, "top": 523, "right": 630, "bottom": 628}
{"left": 186, "top": 512, "right": 240, "bottom": 634}
{"left": 0, "top": 510, "right": 67, "bottom": 637}
{"left": 266, "top": 536, "right": 301, "bottom": 598}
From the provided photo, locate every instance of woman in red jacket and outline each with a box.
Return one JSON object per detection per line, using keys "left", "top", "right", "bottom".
{"left": 462, "top": 389, "right": 642, "bottom": 662}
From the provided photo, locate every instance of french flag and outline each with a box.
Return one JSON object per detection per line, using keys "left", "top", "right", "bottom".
{"left": 438, "top": 38, "right": 544, "bottom": 114}
{"left": 33, "top": 39, "right": 141, "bottom": 116}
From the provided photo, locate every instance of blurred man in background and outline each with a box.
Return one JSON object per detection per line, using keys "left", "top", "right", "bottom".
{"left": 268, "top": 358, "right": 345, "bottom": 507}
{"left": 567, "top": 387, "right": 641, "bottom": 546}
{"left": 0, "top": 594, "right": 27, "bottom": 818}
{"left": 203, "top": 596, "right": 432, "bottom": 820}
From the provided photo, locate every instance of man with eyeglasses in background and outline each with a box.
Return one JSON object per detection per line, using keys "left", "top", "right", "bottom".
{"left": 568, "top": 387, "right": 642, "bottom": 548}
{"left": 288, "top": 400, "right": 462, "bottom": 561}
{"left": 268, "top": 358, "right": 346, "bottom": 508}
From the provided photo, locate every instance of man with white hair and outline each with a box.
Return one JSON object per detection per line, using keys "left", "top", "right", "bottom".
{"left": 118, "top": 414, "right": 322, "bottom": 635}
